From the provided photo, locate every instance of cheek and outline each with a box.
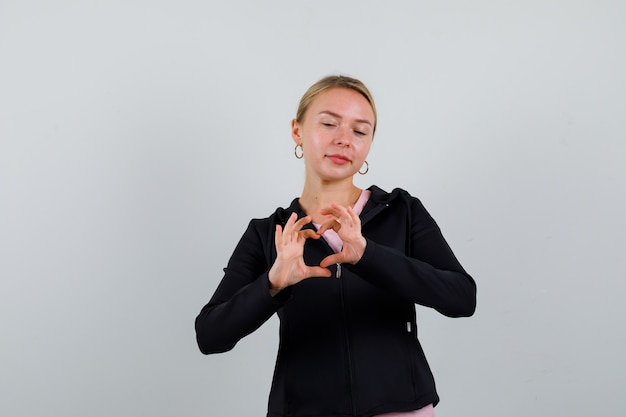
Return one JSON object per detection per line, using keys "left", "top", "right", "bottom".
{"left": 356, "top": 142, "right": 372, "bottom": 158}
{"left": 306, "top": 132, "right": 330, "bottom": 149}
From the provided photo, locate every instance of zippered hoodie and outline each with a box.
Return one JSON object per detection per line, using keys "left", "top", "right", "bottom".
{"left": 195, "top": 186, "right": 477, "bottom": 417}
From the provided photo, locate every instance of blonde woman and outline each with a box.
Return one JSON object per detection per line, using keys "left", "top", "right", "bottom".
{"left": 195, "top": 75, "right": 477, "bottom": 417}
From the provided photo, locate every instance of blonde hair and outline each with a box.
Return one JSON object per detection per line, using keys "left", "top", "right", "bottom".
{"left": 296, "top": 75, "right": 377, "bottom": 135}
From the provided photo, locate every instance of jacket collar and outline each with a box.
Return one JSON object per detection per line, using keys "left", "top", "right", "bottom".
{"left": 276, "top": 185, "right": 402, "bottom": 225}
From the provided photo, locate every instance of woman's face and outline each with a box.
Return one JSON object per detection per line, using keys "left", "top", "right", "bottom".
{"left": 292, "top": 88, "right": 375, "bottom": 183}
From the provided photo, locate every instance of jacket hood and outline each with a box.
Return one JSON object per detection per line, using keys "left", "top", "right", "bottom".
{"left": 273, "top": 185, "right": 407, "bottom": 225}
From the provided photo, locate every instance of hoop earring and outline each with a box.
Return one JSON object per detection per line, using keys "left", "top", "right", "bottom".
{"left": 294, "top": 143, "right": 304, "bottom": 159}
{"left": 358, "top": 160, "right": 369, "bottom": 175}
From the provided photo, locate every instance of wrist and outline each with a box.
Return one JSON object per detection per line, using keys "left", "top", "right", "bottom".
{"left": 353, "top": 237, "right": 367, "bottom": 262}
{"left": 268, "top": 267, "right": 287, "bottom": 296}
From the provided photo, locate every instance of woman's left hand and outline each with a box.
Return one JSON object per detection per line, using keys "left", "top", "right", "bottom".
{"left": 317, "top": 203, "right": 367, "bottom": 268}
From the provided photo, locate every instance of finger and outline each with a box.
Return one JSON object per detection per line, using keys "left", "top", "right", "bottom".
{"left": 345, "top": 205, "right": 362, "bottom": 225}
{"left": 299, "top": 229, "right": 321, "bottom": 240}
{"left": 274, "top": 224, "right": 283, "bottom": 246}
{"left": 319, "top": 204, "right": 342, "bottom": 219}
{"left": 303, "top": 266, "right": 332, "bottom": 278}
{"left": 317, "top": 219, "right": 340, "bottom": 235}
{"left": 320, "top": 253, "right": 344, "bottom": 268}
{"left": 282, "top": 213, "right": 300, "bottom": 243}
{"left": 334, "top": 204, "right": 362, "bottom": 230}
{"left": 293, "top": 215, "right": 312, "bottom": 231}
{"left": 284, "top": 214, "right": 309, "bottom": 234}
{"left": 319, "top": 201, "right": 345, "bottom": 215}
{"left": 319, "top": 207, "right": 335, "bottom": 217}
{"left": 284, "top": 212, "right": 298, "bottom": 229}
{"left": 324, "top": 203, "right": 353, "bottom": 225}
{"left": 337, "top": 204, "right": 358, "bottom": 227}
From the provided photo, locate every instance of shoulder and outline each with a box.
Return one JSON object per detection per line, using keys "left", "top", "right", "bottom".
{"left": 247, "top": 197, "right": 302, "bottom": 231}
{"left": 367, "top": 184, "right": 423, "bottom": 206}
{"left": 367, "top": 184, "right": 434, "bottom": 223}
{"left": 232, "top": 198, "right": 300, "bottom": 261}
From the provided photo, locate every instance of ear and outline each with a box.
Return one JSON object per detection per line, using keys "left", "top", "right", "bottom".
{"left": 291, "top": 119, "right": 302, "bottom": 145}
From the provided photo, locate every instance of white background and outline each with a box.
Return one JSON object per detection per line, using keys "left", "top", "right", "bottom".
{"left": 1, "top": 1, "right": 625, "bottom": 416}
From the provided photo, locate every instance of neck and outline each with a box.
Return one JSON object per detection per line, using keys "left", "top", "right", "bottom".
{"left": 299, "top": 177, "right": 363, "bottom": 222}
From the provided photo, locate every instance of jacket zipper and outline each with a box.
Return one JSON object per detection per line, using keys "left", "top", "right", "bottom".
{"left": 341, "top": 201, "right": 388, "bottom": 416}
{"left": 313, "top": 201, "right": 388, "bottom": 416}
{"left": 338, "top": 265, "right": 357, "bottom": 416}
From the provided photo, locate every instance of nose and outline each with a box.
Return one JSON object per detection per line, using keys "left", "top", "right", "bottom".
{"left": 334, "top": 126, "right": 352, "bottom": 146}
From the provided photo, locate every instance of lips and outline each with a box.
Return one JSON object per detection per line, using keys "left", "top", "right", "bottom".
{"left": 326, "top": 154, "right": 350, "bottom": 165}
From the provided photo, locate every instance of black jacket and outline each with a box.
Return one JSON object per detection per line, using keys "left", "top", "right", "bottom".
{"left": 195, "top": 186, "right": 476, "bottom": 417}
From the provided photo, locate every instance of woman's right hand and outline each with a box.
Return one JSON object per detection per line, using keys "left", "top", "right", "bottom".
{"left": 268, "top": 212, "right": 332, "bottom": 296}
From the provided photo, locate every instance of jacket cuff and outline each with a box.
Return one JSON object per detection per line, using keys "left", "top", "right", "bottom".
{"left": 353, "top": 237, "right": 379, "bottom": 271}
{"left": 262, "top": 273, "right": 293, "bottom": 303}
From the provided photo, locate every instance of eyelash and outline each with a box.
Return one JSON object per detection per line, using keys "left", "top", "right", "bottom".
{"left": 321, "top": 122, "right": 367, "bottom": 137}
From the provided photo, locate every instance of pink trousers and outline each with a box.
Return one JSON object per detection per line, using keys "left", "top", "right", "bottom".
{"left": 375, "top": 403, "right": 435, "bottom": 417}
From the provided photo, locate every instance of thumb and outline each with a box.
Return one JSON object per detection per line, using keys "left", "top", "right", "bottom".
{"left": 319, "top": 253, "right": 343, "bottom": 269}
{"left": 305, "top": 266, "right": 332, "bottom": 278}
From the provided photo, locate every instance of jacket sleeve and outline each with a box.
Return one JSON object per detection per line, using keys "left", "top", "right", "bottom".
{"left": 194, "top": 219, "right": 288, "bottom": 354}
{"left": 350, "top": 195, "right": 476, "bottom": 318}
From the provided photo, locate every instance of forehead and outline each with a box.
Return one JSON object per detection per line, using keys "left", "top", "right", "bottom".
{"left": 309, "top": 88, "right": 375, "bottom": 121}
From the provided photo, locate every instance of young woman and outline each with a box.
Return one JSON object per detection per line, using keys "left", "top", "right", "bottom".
{"left": 195, "top": 75, "right": 477, "bottom": 417}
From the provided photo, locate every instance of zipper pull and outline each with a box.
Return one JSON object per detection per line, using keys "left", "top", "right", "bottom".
{"left": 406, "top": 322, "right": 412, "bottom": 333}
{"left": 336, "top": 263, "right": 342, "bottom": 279}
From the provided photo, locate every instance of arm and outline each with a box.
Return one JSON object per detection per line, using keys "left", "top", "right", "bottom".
{"left": 194, "top": 219, "right": 287, "bottom": 354}
{"left": 195, "top": 213, "right": 332, "bottom": 354}
{"left": 350, "top": 197, "right": 477, "bottom": 318}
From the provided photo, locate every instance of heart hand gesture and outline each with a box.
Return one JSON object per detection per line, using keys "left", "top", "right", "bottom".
{"left": 317, "top": 202, "right": 367, "bottom": 268}
{"left": 268, "top": 213, "right": 332, "bottom": 296}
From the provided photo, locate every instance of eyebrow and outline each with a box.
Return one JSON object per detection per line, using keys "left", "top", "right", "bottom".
{"left": 318, "top": 110, "right": 373, "bottom": 127}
